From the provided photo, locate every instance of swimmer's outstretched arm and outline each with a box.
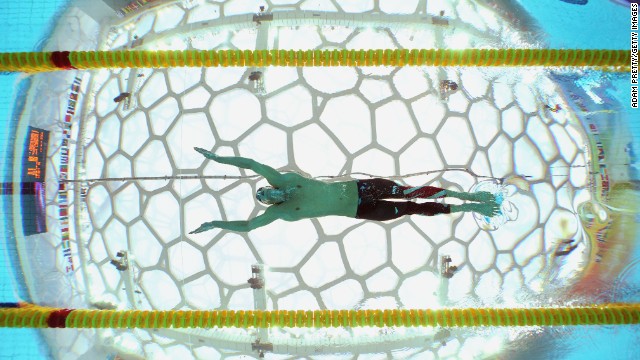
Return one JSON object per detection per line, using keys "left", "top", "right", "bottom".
{"left": 190, "top": 208, "right": 280, "bottom": 233}
{"left": 194, "top": 147, "right": 285, "bottom": 186}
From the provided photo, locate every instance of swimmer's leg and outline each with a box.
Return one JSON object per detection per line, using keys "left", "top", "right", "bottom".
{"left": 362, "top": 179, "right": 492, "bottom": 202}
{"left": 404, "top": 202, "right": 451, "bottom": 216}
{"left": 444, "top": 190, "right": 495, "bottom": 202}
{"left": 360, "top": 178, "right": 451, "bottom": 200}
{"left": 450, "top": 202, "right": 501, "bottom": 217}
{"left": 401, "top": 185, "right": 448, "bottom": 199}
{"left": 356, "top": 200, "right": 451, "bottom": 221}
{"left": 402, "top": 186, "right": 493, "bottom": 202}
{"left": 357, "top": 200, "right": 501, "bottom": 220}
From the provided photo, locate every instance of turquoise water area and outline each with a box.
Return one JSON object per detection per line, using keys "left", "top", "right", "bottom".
{"left": 520, "top": 2, "right": 640, "bottom": 359}
{"left": 0, "top": 2, "right": 69, "bottom": 358}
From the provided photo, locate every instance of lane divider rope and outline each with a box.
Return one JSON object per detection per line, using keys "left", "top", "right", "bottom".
{"left": 0, "top": 49, "right": 630, "bottom": 73}
{"left": 1, "top": 303, "right": 639, "bottom": 328}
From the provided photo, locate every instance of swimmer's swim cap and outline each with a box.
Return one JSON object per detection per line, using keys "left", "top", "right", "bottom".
{"left": 256, "top": 186, "right": 287, "bottom": 205}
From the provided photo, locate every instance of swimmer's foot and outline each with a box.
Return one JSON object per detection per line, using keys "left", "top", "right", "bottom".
{"left": 482, "top": 201, "right": 501, "bottom": 217}
{"left": 469, "top": 191, "right": 495, "bottom": 203}
{"left": 451, "top": 202, "right": 501, "bottom": 217}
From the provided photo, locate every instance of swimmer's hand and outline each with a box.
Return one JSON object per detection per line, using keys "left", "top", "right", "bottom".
{"left": 194, "top": 147, "right": 218, "bottom": 160}
{"left": 189, "top": 221, "right": 216, "bottom": 234}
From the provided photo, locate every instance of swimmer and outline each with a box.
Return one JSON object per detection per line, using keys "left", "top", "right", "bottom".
{"left": 190, "top": 147, "right": 500, "bottom": 233}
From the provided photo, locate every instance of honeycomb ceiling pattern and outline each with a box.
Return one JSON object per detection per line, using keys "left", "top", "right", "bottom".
{"left": 52, "top": 0, "right": 592, "bottom": 358}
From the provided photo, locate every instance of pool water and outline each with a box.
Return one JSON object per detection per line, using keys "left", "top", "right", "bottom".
{"left": 1, "top": 2, "right": 70, "bottom": 358}
{"left": 1, "top": 0, "right": 639, "bottom": 359}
